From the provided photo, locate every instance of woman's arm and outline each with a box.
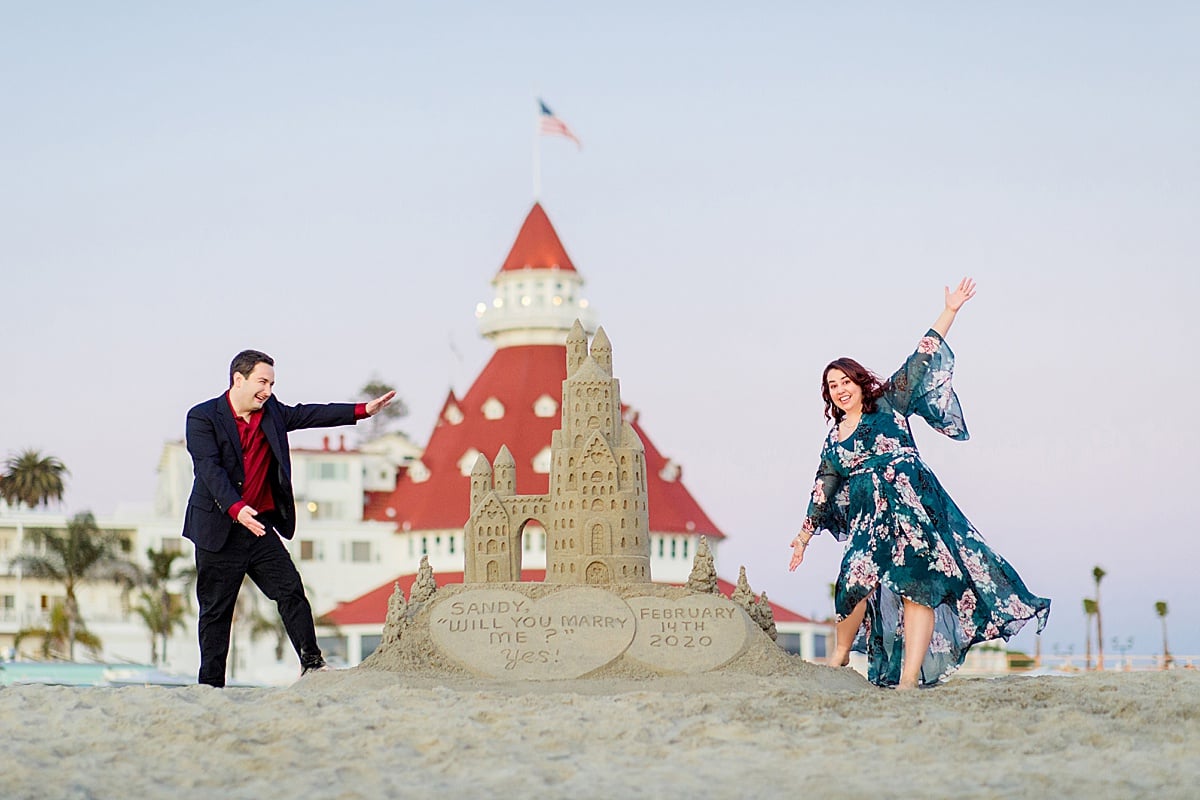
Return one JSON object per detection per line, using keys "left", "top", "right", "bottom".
{"left": 789, "top": 451, "right": 846, "bottom": 571}
{"left": 931, "top": 277, "right": 977, "bottom": 339}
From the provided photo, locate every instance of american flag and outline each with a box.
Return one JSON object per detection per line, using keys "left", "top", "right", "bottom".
{"left": 538, "top": 99, "right": 581, "bottom": 148}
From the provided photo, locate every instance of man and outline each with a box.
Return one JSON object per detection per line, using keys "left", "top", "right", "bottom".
{"left": 183, "top": 349, "right": 394, "bottom": 687}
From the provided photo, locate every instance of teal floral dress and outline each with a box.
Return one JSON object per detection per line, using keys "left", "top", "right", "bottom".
{"left": 802, "top": 330, "right": 1050, "bottom": 687}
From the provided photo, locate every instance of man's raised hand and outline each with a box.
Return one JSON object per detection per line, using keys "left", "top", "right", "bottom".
{"left": 365, "top": 390, "right": 396, "bottom": 417}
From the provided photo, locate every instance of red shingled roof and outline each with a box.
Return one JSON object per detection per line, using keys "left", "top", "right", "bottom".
{"left": 499, "top": 203, "right": 577, "bottom": 273}
{"left": 362, "top": 489, "right": 396, "bottom": 521}
{"left": 323, "top": 571, "right": 817, "bottom": 626}
{"left": 362, "top": 343, "right": 725, "bottom": 539}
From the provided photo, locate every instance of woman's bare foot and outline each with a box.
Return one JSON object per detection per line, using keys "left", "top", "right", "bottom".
{"left": 827, "top": 651, "right": 851, "bottom": 668}
{"left": 896, "top": 678, "right": 919, "bottom": 691}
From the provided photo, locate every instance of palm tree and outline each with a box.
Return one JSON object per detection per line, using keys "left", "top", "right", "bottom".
{"left": 1092, "top": 566, "right": 1106, "bottom": 670}
{"left": 1082, "top": 598, "right": 1097, "bottom": 670}
{"left": 0, "top": 449, "right": 68, "bottom": 509}
{"left": 228, "top": 578, "right": 286, "bottom": 679}
{"left": 1155, "top": 601, "right": 1171, "bottom": 668}
{"left": 12, "top": 512, "right": 141, "bottom": 660}
{"left": 132, "top": 547, "right": 194, "bottom": 665}
{"left": 14, "top": 600, "right": 103, "bottom": 659}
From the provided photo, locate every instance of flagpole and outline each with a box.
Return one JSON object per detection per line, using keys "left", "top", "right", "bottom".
{"left": 532, "top": 98, "right": 542, "bottom": 200}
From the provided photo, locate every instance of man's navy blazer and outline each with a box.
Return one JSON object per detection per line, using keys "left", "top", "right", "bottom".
{"left": 183, "top": 393, "right": 359, "bottom": 553}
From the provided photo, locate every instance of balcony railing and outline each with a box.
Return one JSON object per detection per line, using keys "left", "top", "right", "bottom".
{"left": 1032, "top": 653, "right": 1200, "bottom": 672}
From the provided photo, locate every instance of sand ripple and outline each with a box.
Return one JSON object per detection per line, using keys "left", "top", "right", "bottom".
{"left": 1, "top": 669, "right": 1197, "bottom": 799}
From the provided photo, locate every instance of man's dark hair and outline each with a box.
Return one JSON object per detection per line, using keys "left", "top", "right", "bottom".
{"left": 229, "top": 349, "right": 274, "bottom": 387}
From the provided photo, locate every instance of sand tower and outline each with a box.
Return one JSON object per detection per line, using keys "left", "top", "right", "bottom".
{"left": 464, "top": 321, "right": 651, "bottom": 585}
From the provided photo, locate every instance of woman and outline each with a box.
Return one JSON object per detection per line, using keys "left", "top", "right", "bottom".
{"left": 789, "top": 278, "right": 1049, "bottom": 689}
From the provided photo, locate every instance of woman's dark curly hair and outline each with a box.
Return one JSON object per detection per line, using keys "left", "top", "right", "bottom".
{"left": 821, "top": 358, "right": 886, "bottom": 424}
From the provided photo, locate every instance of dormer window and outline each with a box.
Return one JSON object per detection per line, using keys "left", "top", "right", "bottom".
{"left": 532, "top": 446, "right": 552, "bottom": 474}
{"left": 482, "top": 397, "right": 505, "bottom": 420}
{"left": 533, "top": 394, "right": 558, "bottom": 418}
{"left": 458, "top": 448, "right": 482, "bottom": 476}
{"left": 409, "top": 460, "right": 431, "bottom": 484}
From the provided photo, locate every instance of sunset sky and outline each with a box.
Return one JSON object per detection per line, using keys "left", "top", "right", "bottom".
{"left": 4, "top": 2, "right": 1196, "bottom": 657}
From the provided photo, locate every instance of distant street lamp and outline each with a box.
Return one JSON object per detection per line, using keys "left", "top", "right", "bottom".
{"left": 1112, "top": 636, "right": 1134, "bottom": 670}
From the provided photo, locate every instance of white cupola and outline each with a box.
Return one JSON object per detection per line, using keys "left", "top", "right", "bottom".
{"left": 475, "top": 203, "right": 598, "bottom": 348}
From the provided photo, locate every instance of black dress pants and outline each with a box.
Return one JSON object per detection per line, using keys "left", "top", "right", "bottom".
{"left": 194, "top": 516, "right": 322, "bottom": 687}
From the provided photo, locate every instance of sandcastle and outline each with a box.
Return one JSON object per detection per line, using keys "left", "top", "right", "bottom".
{"left": 362, "top": 322, "right": 784, "bottom": 680}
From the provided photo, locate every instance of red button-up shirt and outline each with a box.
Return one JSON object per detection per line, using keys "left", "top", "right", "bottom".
{"left": 225, "top": 394, "right": 369, "bottom": 523}
{"left": 226, "top": 393, "right": 276, "bottom": 521}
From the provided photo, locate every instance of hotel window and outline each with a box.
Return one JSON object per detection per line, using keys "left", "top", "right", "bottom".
{"left": 317, "top": 635, "right": 348, "bottom": 663}
{"left": 812, "top": 634, "right": 828, "bottom": 659}
{"left": 361, "top": 634, "right": 383, "bottom": 661}
{"left": 777, "top": 633, "right": 803, "bottom": 657}
{"left": 307, "top": 501, "right": 344, "bottom": 520}
{"left": 299, "top": 540, "right": 316, "bottom": 561}
{"left": 350, "top": 541, "right": 372, "bottom": 563}
{"left": 308, "top": 461, "right": 349, "bottom": 481}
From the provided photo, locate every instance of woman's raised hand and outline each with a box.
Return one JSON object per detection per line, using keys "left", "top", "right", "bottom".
{"left": 944, "top": 277, "right": 977, "bottom": 312}
{"left": 932, "top": 278, "right": 976, "bottom": 338}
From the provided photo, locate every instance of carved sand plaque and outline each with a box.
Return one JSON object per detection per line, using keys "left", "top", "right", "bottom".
{"left": 625, "top": 595, "right": 753, "bottom": 674}
{"left": 429, "top": 588, "right": 635, "bottom": 679}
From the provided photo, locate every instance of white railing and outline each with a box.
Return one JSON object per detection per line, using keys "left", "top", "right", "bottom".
{"left": 0, "top": 609, "right": 138, "bottom": 629}
{"left": 1033, "top": 653, "right": 1200, "bottom": 672}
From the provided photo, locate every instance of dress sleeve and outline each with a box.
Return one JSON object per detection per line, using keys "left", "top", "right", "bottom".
{"left": 801, "top": 440, "right": 850, "bottom": 542}
{"left": 884, "top": 329, "right": 969, "bottom": 441}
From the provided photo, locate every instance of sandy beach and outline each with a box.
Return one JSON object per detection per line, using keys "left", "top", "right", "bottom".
{"left": 2, "top": 666, "right": 1197, "bottom": 800}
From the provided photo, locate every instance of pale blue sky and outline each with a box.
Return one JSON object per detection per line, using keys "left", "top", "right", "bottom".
{"left": 3, "top": 2, "right": 1197, "bottom": 657}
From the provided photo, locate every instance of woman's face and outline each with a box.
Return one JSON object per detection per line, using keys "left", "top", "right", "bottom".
{"left": 826, "top": 368, "right": 863, "bottom": 416}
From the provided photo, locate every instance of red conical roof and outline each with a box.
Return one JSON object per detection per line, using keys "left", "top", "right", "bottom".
{"left": 363, "top": 343, "right": 725, "bottom": 539}
{"left": 498, "top": 203, "right": 577, "bottom": 273}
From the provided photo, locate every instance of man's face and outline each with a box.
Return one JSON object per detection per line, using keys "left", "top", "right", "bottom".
{"left": 231, "top": 362, "right": 275, "bottom": 412}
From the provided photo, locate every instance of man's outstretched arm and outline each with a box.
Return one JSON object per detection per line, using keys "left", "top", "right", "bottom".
{"left": 278, "top": 390, "right": 397, "bottom": 431}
